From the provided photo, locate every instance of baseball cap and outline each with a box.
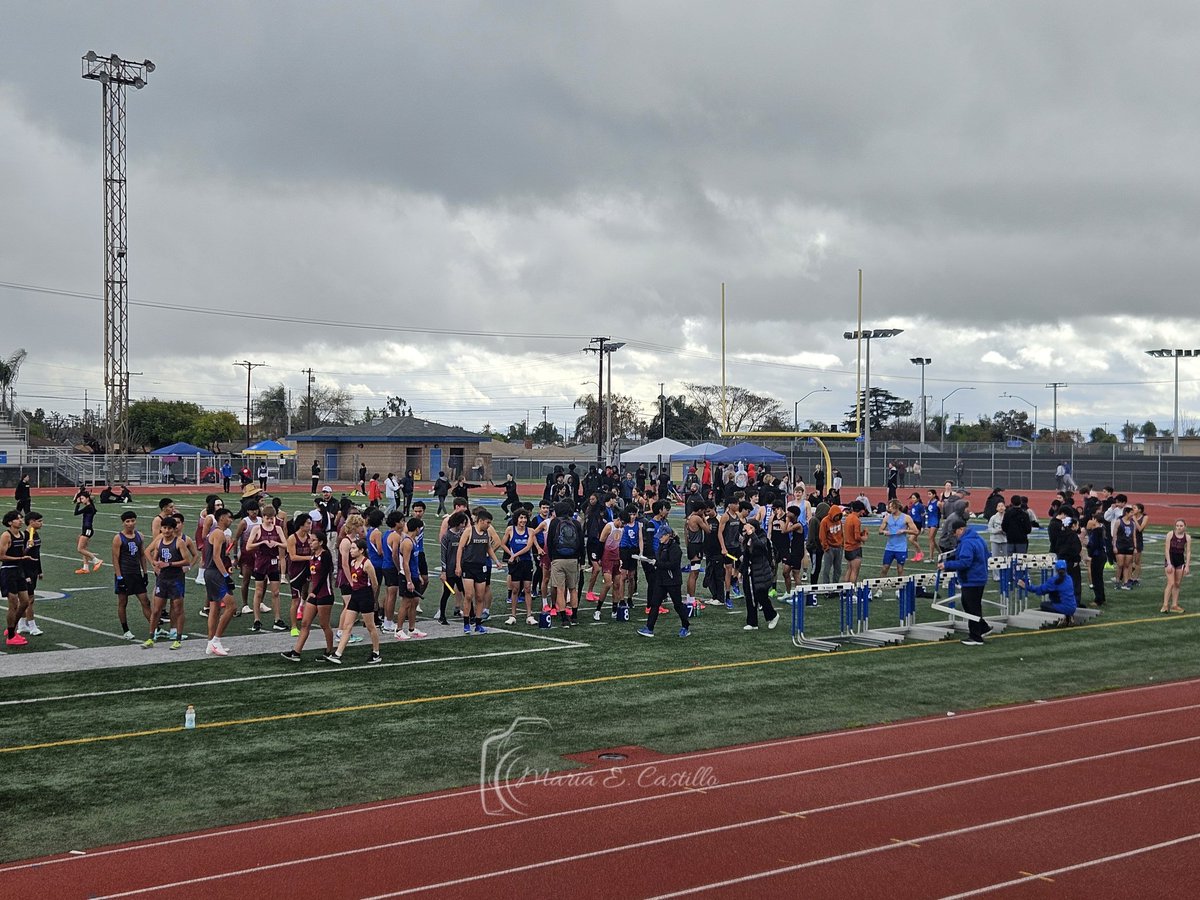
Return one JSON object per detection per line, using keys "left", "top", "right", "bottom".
{"left": 1054, "top": 559, "right": 1067, "bottom": 571}
{"left": 320, "top": 485, "right": 332, "bottom": 493}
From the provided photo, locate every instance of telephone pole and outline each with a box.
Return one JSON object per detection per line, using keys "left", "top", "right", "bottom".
{"left": 584, "top": 337, "right": 610, "bottom": 467}
{"left": 1046, "top": 382, "right": 1068, "bottom": 444}
{"left": 234, "top": 361, "right": 267, "bottom": 447}
{"left": 302, "top": 367, "right": 315, "bottom": 429}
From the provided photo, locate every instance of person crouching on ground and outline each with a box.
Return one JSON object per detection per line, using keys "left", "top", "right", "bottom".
{"left": 1019, "top": 559, "right": 1077, "bottom": 626}
{"left": 939, "top": 520, "right": 991, "bottom": 646}
{"left": 739, "top": 519, "right": 780, "bottom": 631}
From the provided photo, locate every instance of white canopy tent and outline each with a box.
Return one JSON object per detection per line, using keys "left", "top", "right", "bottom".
{"left": 619, "top": 437, "right": 691, "bottom": 464}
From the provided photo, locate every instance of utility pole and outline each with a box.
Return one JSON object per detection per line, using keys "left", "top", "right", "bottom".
{"left": 584, "top": 337, "right": 609, "bottom": 468}
{"left": 81, "top": 51, "right": 154, "bottom": 481}
{"left": 1046, "top": 382, "right": 1068, "bottom": 445}
{"left": 234, "top": 361, "right": 266, "bottom": 447}
{"left": 302, "top": 367, "right": 315, "bottom": 430}
{"left": 659, "top": 383, "right": 666, "bottom": 438}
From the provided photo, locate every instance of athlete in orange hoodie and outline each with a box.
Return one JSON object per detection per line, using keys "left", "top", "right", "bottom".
{"left": 818, "top": 505, "right": 845, "bottom": 583}
{"left": 842, "top": 501, "right": 869, "bottom": 582}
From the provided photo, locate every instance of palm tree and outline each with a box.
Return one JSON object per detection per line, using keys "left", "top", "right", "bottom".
{"left": 0, "top": 348, "right": 27, "bottom": 414}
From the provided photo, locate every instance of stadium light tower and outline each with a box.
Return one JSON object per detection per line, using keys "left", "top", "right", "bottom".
{"left": 82, "top": 51, "right": 154, "bottom": 481}
{"left": 1145, "top": 349, "right": 1200, "bottom": 455}
{"left": 844, "top": 328, "right": 902, "bottom": 486}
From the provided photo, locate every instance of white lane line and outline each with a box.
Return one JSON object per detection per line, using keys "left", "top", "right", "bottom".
{"left": 938, "top": 832, "right": 1200, "bottom": 898}
{"left": 91, "top": 738, "right": 1200, "bottom": 899}
{"left": 0, "top": 642, "right": 588, "bottom": 706}
{"left": 21, "top": 615, "right": 126, "bottom": 640}
{"left": 55, "top": 643, "right": 79, "bottom": 650}
{"left": 644, "top": 777, "right": 1200, "bottom": 899}
{"left": 3, "top": 678, "right": 1198, "bottom": 873}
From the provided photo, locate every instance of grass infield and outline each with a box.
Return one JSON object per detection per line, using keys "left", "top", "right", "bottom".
{"left": 1, "top": 489, "right": 1197, "bottom": 862}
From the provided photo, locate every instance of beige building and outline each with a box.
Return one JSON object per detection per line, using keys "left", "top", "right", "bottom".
{"left": 287, "top": 417, "right": 489, "bottom": 484}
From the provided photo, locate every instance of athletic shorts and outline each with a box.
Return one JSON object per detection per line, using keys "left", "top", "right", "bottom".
{"left": 399, "top": 581, "right": 421, "bottom": 600}
{"left": 253, "top": 564, "right": 281, "bottom": 583}
{"left": 587, "top": 538, "right": 603, "bottom": 562}
{"left": 508, "top": 558, "right": 534, "bottom": 582}
{"left": 289, "top": 574, "right": 310, "bottom": 601}
{"left": 347, "top": 588, "right": 375, "bottom": 614}
{"left": 155, "top": 577, "right": 185, "bottom": 601}
{"left": 382, "top": 567, "right": 400, "bottom": 587}
{"left": 602, "top": 549, "right": 621, "bottom": 577}
{"left": 308, "top": 592, "right": 335, "bottom": 607}
{"left": 772, "top": 538, "right": 790, "bottom": 562}
{"left": 115, "top": 571, "right": 148, "bottom": 596}
{"left": 441, "top": 572, "right": 464, "bottom": 594}
{"left": 204, "top": 568, "right": 231, "bottom": 603}
{"left": 787, "top": 545, "right": 806, "bottom": 568}
{"left": 845, "top": 548, "right": 863, "bottom": 561}
{"left": 461, "top": 563, "right": 487, "bottom": 583}
{"left": 619, "top": 547, "right": 638, "bottom": 572}
{"left": 1, "top": 568, "right": 26, "bottom": 596}
{"left": 339, "top": 580, "right": 351, "bottom": 597}
{"left": 81, "top": 525, "right": 95, "bottom": 539}
{"left": 1115, "top": 541, "right": 1135, "bottom": 556}
{"left": 881, "top": 549, "right": 907, "bottom": 566}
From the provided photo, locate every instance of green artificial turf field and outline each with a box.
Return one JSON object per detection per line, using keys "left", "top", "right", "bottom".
{"left": 1, "top": 489, "right": 1197, "bottom": 862}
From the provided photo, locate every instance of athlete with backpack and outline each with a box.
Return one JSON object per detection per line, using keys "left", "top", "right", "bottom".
{"left": 546, "top": 502, "right": 584, "bottom": 627}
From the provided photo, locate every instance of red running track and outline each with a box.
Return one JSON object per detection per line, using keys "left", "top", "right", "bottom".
{"left": 5, "top": 678, "right": 1200, "bottom": 898}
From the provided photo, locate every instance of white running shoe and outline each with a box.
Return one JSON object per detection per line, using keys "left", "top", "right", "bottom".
{"left": 123, "top": 630, "right": 136, "bottom": 640}
{"left": 395, "top": 630, "right": 410, "bottom": 641}
{"left": 382, "top": 620, "right": 397, "bottom": 633}
{"left": 258, "top": 603, "right": 272, "bottom": 614}
{"left": 211, "top": 642, "right": 230, "bottom": 657}
{"left": 743, "top": 624, "right": 758, "bottom": 631}
{"left": 205, "top": 640, "right": 215, "bottom": 656}
{"left": 526, "top": 615, "right": 538, "bottom": 625}
{"left": 504, "top": 616, "right": 517, "bottom": 625}
{"left": 25, "top": 622, "right": 43, "bottom": 636}
{"left": 16, "top": 620, "right": 29, "bottom": 634}
{"left": 410, "top": 629, "right": 428, "bottom": 639}
{"left": 593, "top": 610, "right": 602, "bottom": 621}
{"left": 241, "top": 604, "right": 253, "bottom": 614}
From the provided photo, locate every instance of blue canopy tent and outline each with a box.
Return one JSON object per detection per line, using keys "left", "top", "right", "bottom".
{"left": 707, "top": 442, "right": 785, "bottom": 464}
{"left": 243, "top": 439, "right": 296, "bottom": 456}
{"left": 150, "top": 441, "right": 213, "bottom": 456}
{"left": 669, "top": 441, "right": 727, "bottom": 461}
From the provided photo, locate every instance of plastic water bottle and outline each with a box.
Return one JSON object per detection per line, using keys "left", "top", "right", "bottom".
{"left": 184, "top": 705, "right": 196, "bottom": 729}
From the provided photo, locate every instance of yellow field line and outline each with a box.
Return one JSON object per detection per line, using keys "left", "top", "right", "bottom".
{"left": 1, "top": 613, "right": 1195, "bottom": 755}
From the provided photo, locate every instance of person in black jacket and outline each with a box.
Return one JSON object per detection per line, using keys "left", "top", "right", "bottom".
{"left": 501, "top": 474, "right": 520, "bottom": 516}
{"left": 433, "top": 471, "right": 451, "bottom": 515}
{"left": 1056, "top": 516, "right": 1083, "bottom": 603}
{"left": 400, "top": 470, "right": 415, "bottom": 516}
{"left": 739, "top": 520, "right": 780, "bottom": 630}
{"left": 982, "top": 488, "right": 1005, "bottom": 520}
{"left": 639, "top": 525, "right": 691, "bottom": 637}
{"left": 14, "top": 474, "right": 32, "bottom": 517}
{"left": 1001, "top": 496, "right": 1032, "bottom": 555}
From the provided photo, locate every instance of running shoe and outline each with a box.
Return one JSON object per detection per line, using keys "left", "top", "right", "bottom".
{"left": 678, "top": 627, "right": 691, "bottom": 638}
{"left": 75, "top": 567, "right": 89, "bottom": 575}
{"left": 241, "top": 604, "right": 253, "bottom": 614}
{"left": 742, "top": 624, "right": 757, "bottom": 631}
{"left": 658, "top": 606, "right": 669, "bottom": 614}
{"left": 199, "top": 607, "right": 209, "bottom": 618}
{"left": 586, "top": 591, "right": 599, "bottom": 602}
{"left": 960, "top": 637, "right": 985, "bottom": 646}
{"left": 327, "top": 652, "right": 343, "bottom": 665}
{"left": 123, "top": 630, "right": 136, "bottom": 640}
{"left": 281, "top": 650, "right": 302, "bottom": 662}
{"left": 210, "top": 642, "right": 230, "bottom": 657}
{"left": 272, "top": 620, "right": 288, "bottom": 631}
{"left": 474, "top": 623, "right": 486, "bottom": 634}
{"left": 395, "top": 630, "right": 410, "bottom": 641}
{"left": 348, "top": 634, "right": 363, "bottom": 644}
{"left": 259, "top": 603, "right": 272, "bottom": 613}
{"left": 637, "top": 627, "right": 654, "bottom": 637}
{"left": 15, "top": 621, "right": 28, "bottom": 634}
{"left": 593, "top": 610, "right": 602, "bottom": 621}
{"left": 170, "top": 640, "right": 182, "bottom": 650}
{"left": 504, "top": 616, "right": 517, "bottom": 625}
{"left": 767, "top": 588, "right": 778, "bottom": 599}
{"left": 290, "top": 627, "right": 300, "bottom": 637}
{"left": 382, "top": 620, "right": 397, "bottom": 633}
{"left": 480, "top": 609, "right": 491, "bottom": 622}
{"left": 250, "top": 621, "right": 262, "bottom": 633}
{"left": 436, "top": 616, "right": 449, "bottom": 625}
{"left": 368, "top": 652, "right": 382, "bottom": 664}
{"left": 5, "top": 634, "right": 28, "bottom": 647}
{"left": 913, "top": 552, "right": 925, "bottom": 562}
{"left": 410, "top": 629, "right": 428, "bottom": 639}
{"left": 526, "top": 615, "right": 538, "bottom": 625}
{"left": 92, "top": 558, "right": 104, "bottom": 572}
{"left": 463, "top": 622, "right": 471, "bottom": 634}
{"left": 725, "top": 599, "right": 735, "bottom": 611}
{"left": 766, "top": 614, "right": 780, "bottom": 630}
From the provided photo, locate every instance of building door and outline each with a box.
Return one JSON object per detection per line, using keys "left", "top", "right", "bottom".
{"left": 428, "top": 448, "right": 442, "bottom": 479}
{"left": 448, "top": 447, "right": 465, "bottom": 478}
{"left": 324, "top": 447, "right": 339, "bottom": 483}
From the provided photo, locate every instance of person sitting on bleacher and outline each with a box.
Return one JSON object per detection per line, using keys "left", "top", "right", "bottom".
{"left": 1018, "top": 560, "right": 1077, "bottom": 625}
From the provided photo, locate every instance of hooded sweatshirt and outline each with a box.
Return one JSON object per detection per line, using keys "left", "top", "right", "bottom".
{"left": 819, "top": 505, "right": 845, "bottom": 551}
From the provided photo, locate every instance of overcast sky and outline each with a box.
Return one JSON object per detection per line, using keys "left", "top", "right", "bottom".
{"left": 3, "top": 1, "right": 1200, "bottom": 440}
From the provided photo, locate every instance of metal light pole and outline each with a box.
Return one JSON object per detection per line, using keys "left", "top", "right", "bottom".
{"left": 844, "top": 328, "right": 902, "bottom": 486}
{"left": 81, "top": 51, "right": 154, "bottom": 480}
{"left": 602, "top": 341, "right": 625, "bottom": 464}
{"left": 1001, "top": 392, "right": 1038, "bottom": 489}
{"left": 1146, "top": 349, "right": 1200, "bottom": 455}
{"left": 910, "top": 357, "right": 931, "bottom": 473}
{"left": 1046, "top": 382, "right": 1068, "bottom": 445}
{"left": 585, "top": 337, "right": 611, "bottom": 468}
{"left": 939, "top": 387, "right": 975, "bottom": 451}
{"left": 792, "top": 387, "right": 830, "bottom": 480}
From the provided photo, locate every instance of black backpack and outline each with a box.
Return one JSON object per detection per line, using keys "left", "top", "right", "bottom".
{"left": 553, "top": 518, "right": 582, "bottom": 558}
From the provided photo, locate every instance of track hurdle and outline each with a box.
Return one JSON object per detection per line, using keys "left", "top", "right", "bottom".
{"left": 864, "top": 574, "right": 960, "bottom": 642}
{"left": 790, "top": 582, "right": 858, "bottom": 652}
{"left": 852, "top": 577, "right": 911, "bottom": 645}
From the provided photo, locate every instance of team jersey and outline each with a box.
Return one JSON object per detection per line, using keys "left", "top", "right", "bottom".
{"left": 366, "top": 527, "right": 387, "bottom": 569}
{"left": 117, "top": 531, "right": 144, "bottom": 577}
{"left": 440, "top": 527, "right": 463, "bottom": 572}
{"left": 156, "top": 538, "right": 185, "bottom": 582}
{"left": 884, "top": 513, "right": 909, "bottom": 552}
{"left": 461, "top": 527, "right": 490, "bottom": 566}
{"left": 619, "top": 521, "right": 641, "bottom": 549}
{"left": 508, "top": 525, "right": 531, "bottom": 559}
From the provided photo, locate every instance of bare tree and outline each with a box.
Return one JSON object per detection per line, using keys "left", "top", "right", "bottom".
{"left": 682, "top": 383, "right": 784, "bottom": 434}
